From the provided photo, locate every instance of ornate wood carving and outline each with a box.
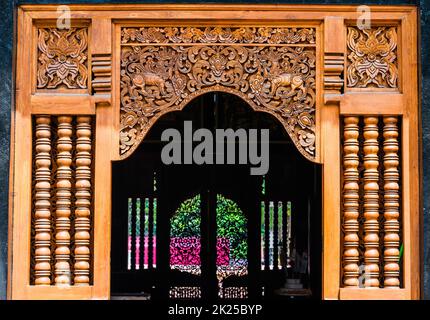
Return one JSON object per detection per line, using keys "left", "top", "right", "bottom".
{"left": 342, "top": 117, "right": 360, "bottom": 287}
{"left": 324, "top": 53, "right": 344, "bottom": 104}
{"left": 92, "top": 54, "right": 112, "bottom": 93}
{"left": 11, "top": 4, "right": 419, "bottom": 301}
{"left": 383, "top": 116, "right": 400, "bottom": 287}
{"left": 34, "top": 116, "right": 52, "bottom": 285}
{"left": 37, "top": 28, "right": 88, "bottom": 90}
{"left": 120, "top": 27, "right": 316, "bottom": 161}
{"left": 74, "top": 117, "right": 92, "bottom": 285}
{"left": 121, "top": 26, "right": 316, "bottom": 45}
{"left": 347, "top": 27, "right": 398, "bottom": 89}
{"left": 363, "top": 117, "right": 380, "bottom": 287}
{"left": 55, "top": 116, "right": 73, "bottom": 285}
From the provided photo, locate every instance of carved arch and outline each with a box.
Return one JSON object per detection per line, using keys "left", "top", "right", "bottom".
{"left": 119, "top": 27, "right": 317, "bottom": 161}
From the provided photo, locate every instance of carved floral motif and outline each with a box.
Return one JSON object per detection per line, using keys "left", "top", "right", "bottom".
{"left": 120, "top": 27, "right": 316, "bottom": 161}
{"left": 347, "top": 27, "right": 398, "bottom": 89}
{"left": 37, "top": 28, "right": 88, "bottom": 89}
{"left": 121, "top": 27, "right": 316, "bottom": 45}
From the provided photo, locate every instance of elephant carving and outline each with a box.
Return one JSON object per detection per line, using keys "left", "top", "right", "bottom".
{"left": 270, "top": 73, "right": 305, "bottom": 97}
{"left": 132, "top": 72, "right": 167, "bottom": 98}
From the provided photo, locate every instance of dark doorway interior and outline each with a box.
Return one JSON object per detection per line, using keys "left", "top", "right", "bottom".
{"left": 111, "top": 92, "right": 322, "bottom": 300}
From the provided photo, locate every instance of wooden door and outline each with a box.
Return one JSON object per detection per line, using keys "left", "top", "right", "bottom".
{"left": 8, "top": 4, "right": 420, "bottom": 300}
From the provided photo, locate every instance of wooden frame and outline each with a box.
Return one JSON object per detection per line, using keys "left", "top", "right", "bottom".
{"left": 8, "top": 4, "right": 420, "bottom": 300}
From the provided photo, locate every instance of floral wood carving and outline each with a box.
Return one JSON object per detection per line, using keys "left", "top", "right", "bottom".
{"left": 121, "top": 26, "right": 316, "bottom": 45}
{"left": 120, "top": 27, "right": 316, "bottom": 161}
{"left": 347, "top": 27, "right": 398, "bottom": 89}
{"left": 37, "top": 28, "right": 88, "bottom": 90}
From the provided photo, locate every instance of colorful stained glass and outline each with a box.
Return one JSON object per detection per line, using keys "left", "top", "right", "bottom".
{"left": 169, "top": 194, "right": 248, "bottom": 298}
{"left": 127, "top": 198, "right": 132, "bottom": 270}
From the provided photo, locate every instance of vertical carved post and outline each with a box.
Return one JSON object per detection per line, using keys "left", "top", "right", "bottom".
{"left": 34, "top": 116, "right": 52, "bottom": 285}
{"left": 74, "top": 116, "right": 92, "bottom": 285}
{"left": 342, "top": 117, "right": 360, "bottom": 287}
{"left": 55, "top": 116, "right": 73, "bottom": 285}
{"left": 363, "top": 117, "right": 380, "bottom": 287}
{"left": 383, "top": 117, "right": 400, "bottom": 287}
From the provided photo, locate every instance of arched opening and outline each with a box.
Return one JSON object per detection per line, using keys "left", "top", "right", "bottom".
{"left": 111, "top": 92, "right": 322, "bottom": 300}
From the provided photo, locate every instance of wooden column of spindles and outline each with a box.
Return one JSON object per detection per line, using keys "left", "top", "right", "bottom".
{"left": 342, "top": 117, "right": 360, "bottom": 287}
{"left": 55, "top": 116, "right": 73, "bottom": 285}
{"left": 363, "top": 117, "right": 380, "bottom": 287}
{"left": 34, "top": 116, "right": 52, "bottom": 285}
{"left": 383, "top": 117, "right": 400, "bottom": 287}
{"left": 74, "top": 116, "right": 92, "bottom": 285}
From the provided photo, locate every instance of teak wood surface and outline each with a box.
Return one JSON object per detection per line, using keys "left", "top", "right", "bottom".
{"left": 8, "top": 4, "right": 420, "bottom": 300}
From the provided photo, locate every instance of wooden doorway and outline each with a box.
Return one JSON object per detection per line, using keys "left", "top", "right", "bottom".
{"left": 8, "top": 5, "right": 420, "bottom": 300}
{"left": 111, "top": 92, "right": 322, "bottom": 300}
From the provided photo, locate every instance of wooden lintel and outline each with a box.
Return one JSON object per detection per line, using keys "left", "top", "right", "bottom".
{"left": 31, "top": 94, "right": 96, "bottom": 115}
{"left": 340, "top": 92, "right": 404, "bottom": 115}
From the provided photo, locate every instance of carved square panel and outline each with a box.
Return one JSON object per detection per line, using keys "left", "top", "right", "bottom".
{"left": 346, "top": 26, "right": 398, "bottom": 89}
{"left": 37, "top": 27, "right": 89, "bottom": 90}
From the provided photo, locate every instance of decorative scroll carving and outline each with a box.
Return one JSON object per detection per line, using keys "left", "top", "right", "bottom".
{"left": 37, "top": 28, "right": 88, "bottom": 90}
{"left": 121, "top": 27, "right": 316, "bottom": 45}
{"left": 324, "top": 53, "right": 344, "bottom": 104}
{"left": 92, "top": 54, "right": 112, "bottom": 93}
{"left": 120, "top": 27, "right": 316, "bottom": 161}
{"left": 342, "top": 117, "right": 360, "bottom": 287}
{"left": 347, "top": 27, "right": 398, "bottom": 89}
{"left": 363, "top": 117, "right": 380, "bottom": 287}
{"left": 34, "top": 116, "right": 52, "bottom": 285}
{"left": 74, "top": 117, "right": 92, "bottom": 285}
{"left": 383, "top": 117, "right": 400, "bottom": 287}
{"left": 55, "top": 116, "right": 73, "bottom": 285}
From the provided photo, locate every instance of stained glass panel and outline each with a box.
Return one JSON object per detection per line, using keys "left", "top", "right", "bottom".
{"left": 169, "top": 194, "right": 249, "bottom": 298}
{"left": 216, "top": 194, "right": 248, "bottom": 298}
{"left": 127, "top": 198, "right": 132, "bottom": 270}
{"left": 170, "top": 194, "right": 202, "bottom": 298}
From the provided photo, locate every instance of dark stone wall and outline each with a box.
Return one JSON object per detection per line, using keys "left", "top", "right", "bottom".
{"left": 0, "top": 0, "right": 427, "bottom": 299}
{"left": 0, "top": 0, "right": 14, "bottom": 302}
{"left": 419, "top": 0, "right": 430, "bottom": 302}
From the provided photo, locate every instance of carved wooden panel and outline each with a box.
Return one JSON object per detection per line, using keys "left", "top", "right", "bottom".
{"left": 341, "top": 116, "right": 402, "bottom": 289}
{"left": 346, "top": 27, "right": 398, "bottom": 89}
{"left": 121, "top": 26, "right": 316, "bottom": 44}
{"left": 31, "top": 116, "right": 94, "bottom": 286}
{"left": 11, "top": 5, "right": 419, "bottom": 300}
{"left": 37, "top": 28, "right": 89, "bottom": 90}
{"left": 119, "top": 27, "right": 317, "bottom": 161}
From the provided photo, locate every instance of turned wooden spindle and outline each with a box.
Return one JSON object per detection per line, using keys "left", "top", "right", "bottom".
{"left": 55, "top": 116, "right": 73, "bottom": 285}
{"left": 34, "top": 116, "right": 52, "bottom": 285}
{"left": 383, "top": 117, "right": 400, "bottom": 287}
{"left": 363, "top": 117, "right": 380, "bottom": 287}
{"left": 342, "top": 117, "right": 360, "bottom": 287}
{"left": 74, "top": 116, "right": 92, "bottom": 285}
